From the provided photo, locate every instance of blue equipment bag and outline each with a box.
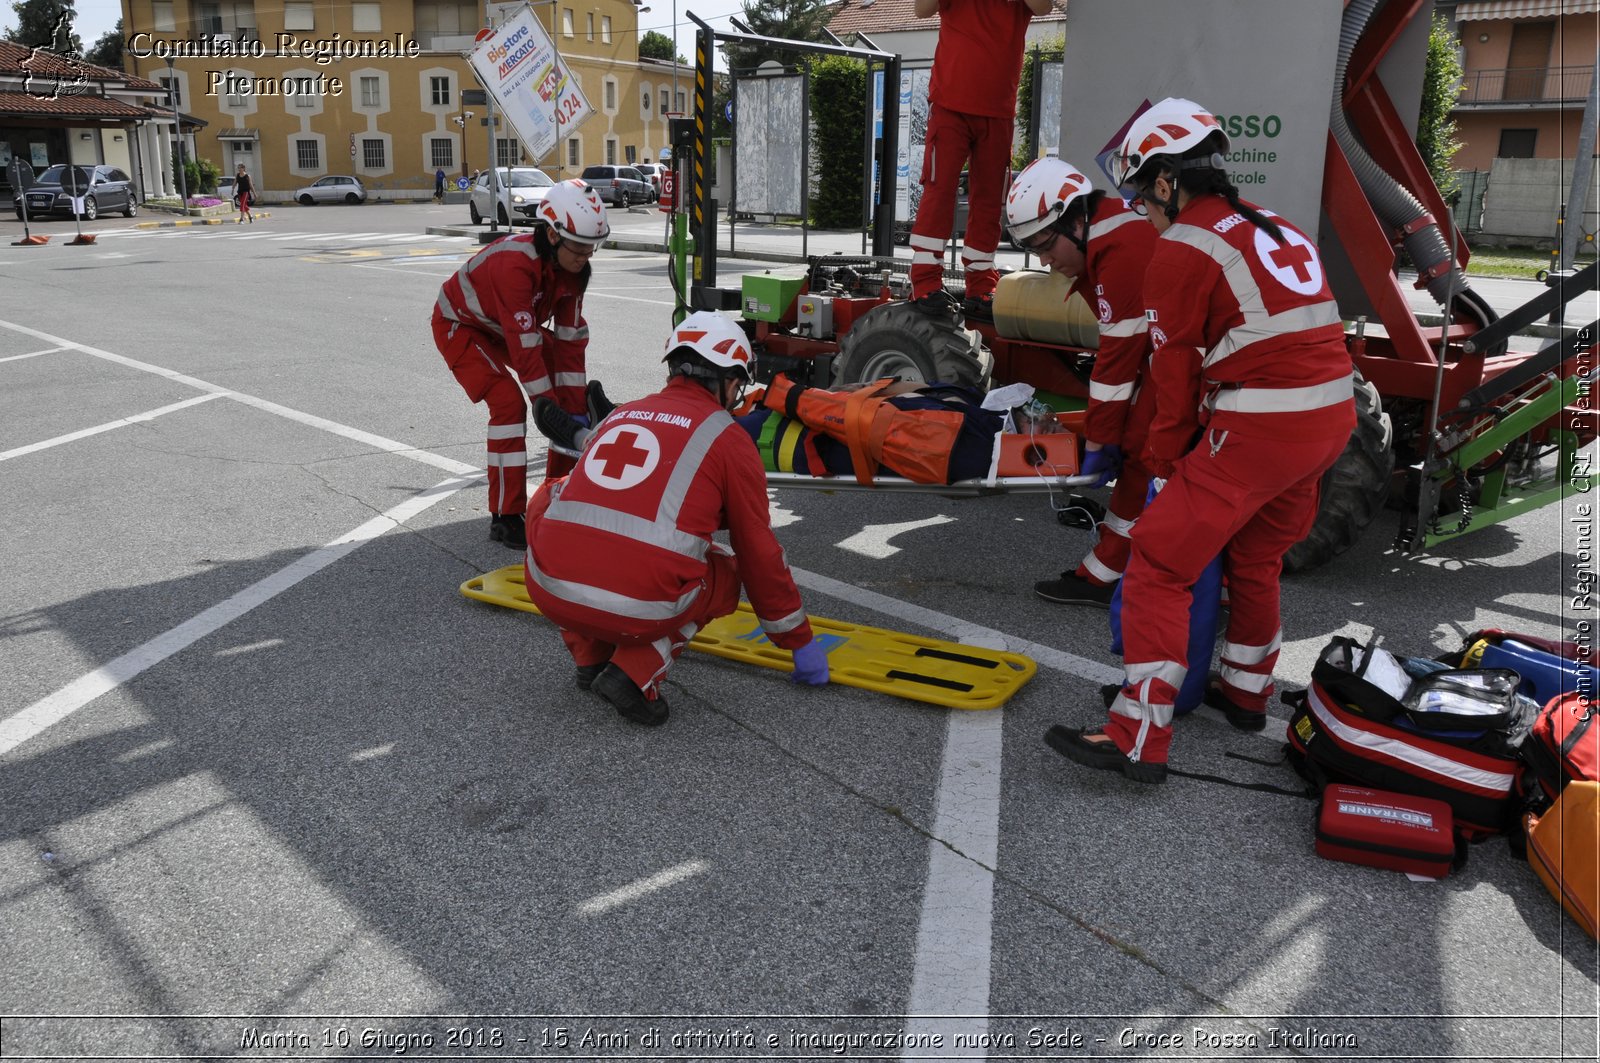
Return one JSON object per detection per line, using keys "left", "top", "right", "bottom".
{"left": 1109, "top": 554, "right": 1223, "bottom": 715}
{"left": 1477, "top": 639, "right": 1600, "bottom": 707}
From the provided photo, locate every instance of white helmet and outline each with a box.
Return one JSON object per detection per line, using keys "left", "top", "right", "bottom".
{"left": 662, "top": 311, "right": 754, "bottom": 383}
{"left": 1110, "top": 98, "right": 1229, "bottom": 191}
{"left": 538, "top": 179, "right": 610, "bottom": 244}
{"left": 1005, "top": 157, "right": 1095, "bottom": 242}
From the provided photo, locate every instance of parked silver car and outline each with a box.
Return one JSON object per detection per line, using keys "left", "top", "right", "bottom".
{"left": 469, "top": 166, "right": 555, "bottom": 225}
{"left": 294, "top": 175, "right": 367, "bottom": 205}
{"left": 580, "top": 164, "right": 650, "bottom": 207}
{"left": 15, "top": 164, "right": 138, "bottom": 220}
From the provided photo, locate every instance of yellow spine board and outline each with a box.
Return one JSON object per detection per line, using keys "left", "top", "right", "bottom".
{"left": 461, "top": 565, "right": 1036, "bottom": 710}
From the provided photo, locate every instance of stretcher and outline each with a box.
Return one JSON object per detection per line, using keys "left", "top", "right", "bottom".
{"left": 461, "top": 565, "right": 1038, "bottom": 709}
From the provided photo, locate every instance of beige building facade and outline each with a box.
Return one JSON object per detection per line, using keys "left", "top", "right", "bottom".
{"left": 119, "top": 0, "right": 674, "bottom": 201}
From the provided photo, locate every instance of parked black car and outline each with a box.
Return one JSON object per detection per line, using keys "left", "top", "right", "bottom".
{"left": 15, "top": 164, "right": 138, "bottom": 220}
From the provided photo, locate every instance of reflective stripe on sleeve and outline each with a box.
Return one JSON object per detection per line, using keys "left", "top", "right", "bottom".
{"left": 1100, "top": 316, "right": 1149, "bottom": 338}
{"left": 520, "top": 375, "right": 553, "bottom": 396}
{"left": 1089, "top": 379, "right": 1135, "bottom": 403}
{"left": 555, "top": 325, "right": 588, "bottom": 342}
{"left": 519, "top": 331, "right": 544, "bottom": 349}
{"left": 759, "top": 607, "right": 808, "bottom": 637}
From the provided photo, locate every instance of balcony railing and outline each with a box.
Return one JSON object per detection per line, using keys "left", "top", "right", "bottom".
{"left": 1456, "top": 65, "right": 1595, "bottom": 106}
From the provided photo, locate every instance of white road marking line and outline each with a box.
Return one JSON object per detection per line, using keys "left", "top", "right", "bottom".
{"left": 0, "top": 474, "right": 479, "bottom": 759}
{"left": 575, "top": 860, "right": 711, "bottom": 917}
{"left": 586, "top": 291, "right": 675, "bottom": 307}
{"left": 353, "top": 263, "right": 457, "bottom": 278}
{"left": 0, "top": 393, "right": 224, "bottom": 463}
{"left": 0, "top": 318, "right": 477, "bottom": 476}
{"left": 0, "top": 345, "right": 69, "bottom": 364}
{"left": 903, "top": 710, "right": 1003, "bottom": 1054}
{"left": 789, "top": 568, "right": 1119, "bottom": 1044}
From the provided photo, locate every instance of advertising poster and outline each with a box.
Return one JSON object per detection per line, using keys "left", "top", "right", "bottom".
{"left": 468, "top": 3, "right": 591, "bottom": 161}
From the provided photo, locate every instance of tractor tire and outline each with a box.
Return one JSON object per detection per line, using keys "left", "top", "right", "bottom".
{"left": 832, "top": 301, "right": 993, "bottom": 390}
{"left": 1284, "top": 370, "right": 1395, "bottom": 573}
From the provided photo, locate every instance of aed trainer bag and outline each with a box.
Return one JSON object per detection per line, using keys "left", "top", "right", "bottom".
{"left": 1523, "top": 692, "right": 1600, "bottom": 808}
{"left": 1524, "top": 780, "right": 1600, "bottom": 939}
{"left": 1315, "top": 784, "right": 1461, "bottom": 879}
{"left": 1285, "top": 679, "right": 1521, "bottom": 840}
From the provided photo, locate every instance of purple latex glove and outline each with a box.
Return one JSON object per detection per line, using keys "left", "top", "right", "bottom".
{"left": 791, "top": 638, "right": 830, "bottom": 686}
{"left": 1081, "top": 444, "right": 1124, "bottom": 488}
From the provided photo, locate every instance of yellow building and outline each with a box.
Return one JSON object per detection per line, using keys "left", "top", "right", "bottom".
{"left": 119, "top": 0, "right": 670, "bottom": 201}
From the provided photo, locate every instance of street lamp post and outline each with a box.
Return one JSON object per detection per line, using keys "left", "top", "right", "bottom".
{"left": 454, "top": 110, "right": 475, "bottom": 179}
{"left": 163, "top": 56, "right": 188, "bottom": 207}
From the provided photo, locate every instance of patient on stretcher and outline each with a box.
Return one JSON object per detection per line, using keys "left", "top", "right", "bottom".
{"left": 537, "top": 375, "right": 1080, "bottom": 486}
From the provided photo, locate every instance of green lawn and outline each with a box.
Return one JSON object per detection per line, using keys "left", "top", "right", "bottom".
{"left": 1465, "top": 245, "right": 1597, "bottom": 280}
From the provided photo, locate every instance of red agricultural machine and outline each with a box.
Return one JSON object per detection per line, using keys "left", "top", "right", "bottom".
{"left": 664, "top": 1, "right": 1596, "bottom": 571}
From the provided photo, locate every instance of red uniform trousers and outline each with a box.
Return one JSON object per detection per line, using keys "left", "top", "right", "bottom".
{"left": 908, "top": 104, "right": 1012, "bottom": 301}
{"left": 526, "top": 477, "right": 743, "bottom": 701}
{"left": 1104, "top": 420, "right": 1347, "bottom": 763}
{"left": 433, "top": 309, "right": 575, "bottom": 517}
{"left": 1075, "top": 386, "right": 1156, "bottom": 586}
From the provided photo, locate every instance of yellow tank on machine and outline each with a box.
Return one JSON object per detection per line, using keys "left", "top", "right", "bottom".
{"left": 992, "top": 269, "right": 1101, "bottom": 348}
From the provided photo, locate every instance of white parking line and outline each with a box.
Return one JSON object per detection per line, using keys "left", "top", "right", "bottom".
{"left": 0, "top": 319, "right": 477, "bottom": 477}
{"left": 0, "top": 345, "right": 69, "bottom": 364}
{"left": 0, "top": 393, "right": 225, "bottom": 463}
{"left": 0, "top": 473, "right": 479, "bottom": 759}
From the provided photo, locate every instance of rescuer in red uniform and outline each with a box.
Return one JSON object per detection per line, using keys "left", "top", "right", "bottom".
{"left": 1046, "top": 99, "right": 1356, "bottom": 783}
{"left": 1003, "top": 156, "right": 1161, "bottom": 607}
{"left": 908, "top": 0, "right": 1054, "bottom": 319}
{"left": 432, "top": 179, "right": 609, "bottom": 550}
{"left": 524, "top": 312, "right": 832, "bottom": 727}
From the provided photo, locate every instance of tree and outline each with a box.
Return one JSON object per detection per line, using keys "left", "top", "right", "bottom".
{"left": 5, "top": 0, "right": 82, "bottom": 54}
{"left": 638, "top": 29, "right": 678, "bottom": 63}
{"left": 722, "top": 0, "right": 834, "bottom": 74}
{"left": 809, "top": 55, "right": 866, "bottom": 229}
{"left": 84, "top": 18, "right": 122, "bottom": 69}
{"left": 1417, "top": 13, "right": 1465, "bottom": 203}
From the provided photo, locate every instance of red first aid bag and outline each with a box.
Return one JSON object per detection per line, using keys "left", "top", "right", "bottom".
{"left": 1315, "top": 784, "right": 1461, "bottom": 879}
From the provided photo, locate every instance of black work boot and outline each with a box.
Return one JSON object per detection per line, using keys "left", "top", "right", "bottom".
{"left": 585, "top": 380, "right": 618, "bottom": 424}
{"left": 591, "top": 664, "right": 670, "bottom": 726}
{"left": 1044, "top": 725, "right": 1167, "bottom": 784}
{"left": 1033, "top": 572, "right": 1116, "bottom": 607}
{"left": 961, "top": 293, "right": 996, "bottom": 321}
{"left": 488, "top": 512, "right": 526, "bottom": 549}
{"left": 532, "top": 397, "right": 590, "bottom": 454}
{"left": 575, "top": 663, "right": 606, "bottom": 691}
{"left": 912, "top": 289, "right": 961, "bottom": 318}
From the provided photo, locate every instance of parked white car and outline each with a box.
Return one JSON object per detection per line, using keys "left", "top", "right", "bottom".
{"left": 470, "top": 167, "right": 555, "bottom": 225}
{"left": 294, "top": 175, "right": 367, "bottom": 205}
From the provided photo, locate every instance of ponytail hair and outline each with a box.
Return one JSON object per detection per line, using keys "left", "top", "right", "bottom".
{"left": 1173, "top": 132, "right": 1285, "bottom": 244}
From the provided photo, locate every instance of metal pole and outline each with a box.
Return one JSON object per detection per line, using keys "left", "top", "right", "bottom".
{"left": 800, "top": 60, "right": 810, "bottom": 261}
{"left": 1560, "top": 57, "right": 1599, "bottom": 272}
{"left": 165, "top": 57, "right": 188, "bottom": 208}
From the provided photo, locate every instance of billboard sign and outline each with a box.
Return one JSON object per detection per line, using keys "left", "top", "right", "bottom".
{"left": 468, "top": 3, "right": 591, "bottom": 160}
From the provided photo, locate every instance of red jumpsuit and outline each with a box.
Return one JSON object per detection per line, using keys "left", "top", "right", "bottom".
{"left": 1070, "top": 198, "right": 1160, "bottom": 587}
{"left": 1105, "top": 196, "right": 1355, "bottom": 764}
{"left": 908, "top": 0, "right": 1033, "bottom": 302}
{"left": 524, "top": 377, "right": 814, "bottom": 700}
{"left": 432, "top": 230, "right": 590, "bottom": 517}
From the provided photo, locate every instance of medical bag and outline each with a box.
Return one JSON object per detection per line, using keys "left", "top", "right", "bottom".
{"left": 1314, "top": 784, "right": 1460, "bottom": 879}
{"left": 1522, "top": 691, "right": 1600, "bottom": 808}
{"left": 1524, "top": 780, "right": 1600, "bottom": 938}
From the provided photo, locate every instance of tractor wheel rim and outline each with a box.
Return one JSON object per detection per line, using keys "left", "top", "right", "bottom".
{"left": 856, "top": 349, "right": 926, "bottom": 383}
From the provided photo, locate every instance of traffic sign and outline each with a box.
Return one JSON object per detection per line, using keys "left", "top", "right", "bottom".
{"left": 456, "top": 177, "right": 470, "bottom": 191}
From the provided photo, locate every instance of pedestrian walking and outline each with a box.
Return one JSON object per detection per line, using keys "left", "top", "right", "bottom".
{"left": 234, "top": 163, "right": 254, "bottom": 224}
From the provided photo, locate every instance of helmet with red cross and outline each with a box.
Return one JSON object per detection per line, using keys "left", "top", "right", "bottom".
{"left": 1110, "top": 98, "right": 1230, "bottom": 193}
{"left": 537, "top": 178, "right": 611, "bottom": 245}
{"left": 663, "top": 311, "right": 755, "bottom": 385}
{"left": 1005, "top": 156, "right": 1095, "bottom": 243}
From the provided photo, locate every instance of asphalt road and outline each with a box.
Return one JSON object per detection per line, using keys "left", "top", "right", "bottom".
{"left": 0, "top": 203, "right": 1594, "bottom": 1062}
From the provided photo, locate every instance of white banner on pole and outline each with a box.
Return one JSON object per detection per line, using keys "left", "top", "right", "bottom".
{"left": 468, "top": 4, "right": 591, "bottom": 161}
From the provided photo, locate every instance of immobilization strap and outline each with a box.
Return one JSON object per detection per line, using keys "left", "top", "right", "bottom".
{"left": 461, "top": 565, "right": 1037, "bottom": 710}
{"left": 843, "top": 378, "right": 895, "bottom": 486}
